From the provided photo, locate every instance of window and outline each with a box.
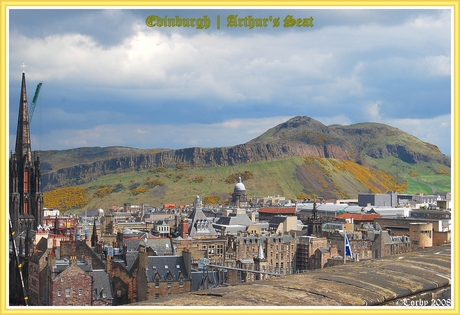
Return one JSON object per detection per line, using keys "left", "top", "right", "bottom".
{"left": 65, "top": 288, "right": 71, "bottom": 297}
{"left": 179, "top": 278, "right": 184, "bottom": 288}
{"left": 168, "top": 292, "right": 172, "bottom": 296}
{"left": 61, "top": 277, "right": 64, "bottom": 282}
{"left": 117, "top": 289, "right": 122, "bottom": 297}
{"left": 155, "top": 293, "right": 160, "bottom": 299}
{"left": 208, "top": 245, "right": 215, "bottom": 255}
{"left": 57, "top": 290, "right": 62, "bottom": 297}
{"left": 155, "top": 279, "right": 160, "bottom": 288}
{"left": 79, "top": 289, "right": 82, "bottom": 296}
{"left": 217, "top": 245, "right": 223, "bottom": 255}
{"left": 167, "top": 281, "right": 172, "bottom": 288}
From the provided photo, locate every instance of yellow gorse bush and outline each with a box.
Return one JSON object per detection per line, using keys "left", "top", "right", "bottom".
{"left": 44, "top": 186, "right": 91, "bottom": 211}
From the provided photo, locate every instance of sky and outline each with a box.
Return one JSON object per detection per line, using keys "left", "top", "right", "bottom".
{"left": 7, "top": 8, "right": 452, "bottom": 156}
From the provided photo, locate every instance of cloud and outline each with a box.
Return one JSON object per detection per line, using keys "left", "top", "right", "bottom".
{"left": 363, "top": 101, "right": 382, "bottom": 121}
{"left": 29, "top": 116, "right": 292, "bottom": 150}
{"left": 8, "top": 8, "right": 452, "bottom": 157}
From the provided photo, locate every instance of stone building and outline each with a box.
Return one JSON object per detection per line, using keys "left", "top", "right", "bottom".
{"left": 48, "top": 256, "right": 93, "bottom": 306}
{"left": 268, "top": 215, "right": 299, "bottom": 234}
{"left": 375, "top": 217, "right": 447, "bottom": 246}
{"left": 371, "top": 230, "right": 411, "bottom": 258}
{"left": 106, "top": 254, "right": 138, "bottom": 305}
{"left": 296, "top": 235, "right": 331, "bottom": 271}
{"left": 136, "top": 245, "right": 191, "bottom": 301}
{"left": 27, "top": 237, "right": 114, "bottom": 306}
{"left": 327, "top": 231, "right": 373, "bottom": 262}
{"left": 409, "top": 222, "right": 433, "bottom": 249}
{"left": 312, "top": 246, "right": 339, "bottom": 269}
{"left": 226, "top": 233, "right": 298, "bottom": 278}
{"left": 27, "top": 238, "right": 50, "bottom": 306}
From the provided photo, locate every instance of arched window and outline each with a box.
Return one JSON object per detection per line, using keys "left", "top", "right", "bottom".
{"left": 23, "top": 168, "right": 29, "bottom": 193}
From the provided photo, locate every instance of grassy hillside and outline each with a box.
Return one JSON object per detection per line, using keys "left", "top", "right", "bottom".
{"left": 43, "top": 156, "right": 451, "bottom": 214}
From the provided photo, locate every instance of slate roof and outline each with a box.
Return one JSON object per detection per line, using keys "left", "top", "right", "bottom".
{"left": 213, "top": 224, "right": 247, "bottom": 235}
{"left": 187, "top": 208, "right": 218, "bottom": 237}
{"left": 125, "top": 251, "right": 139, "bottom": 272}
{"left": 122, "top": 238, "right": 172, "bottom": 255}
{"left": 52, "top": 259, "right": 92, "bottom": 276}
{"left": 146, "top": 256, "right": 190, "bottom": 282}
{"left": 212, "top": 211, "right": 258, "bottom": 235}
{"left": 93, "top": 269, "right": 114, "bottom": 300}
{"left": 215, "top": 212, "right": 253, "bottom": 226}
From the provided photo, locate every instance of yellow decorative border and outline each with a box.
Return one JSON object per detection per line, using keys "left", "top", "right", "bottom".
{"left": 0, "top": 1, "right": 458, "bottom": 315}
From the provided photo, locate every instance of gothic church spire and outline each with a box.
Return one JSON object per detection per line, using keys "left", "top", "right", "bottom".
{"left": 15, "top": 72, "right": 32, "bottom": 162}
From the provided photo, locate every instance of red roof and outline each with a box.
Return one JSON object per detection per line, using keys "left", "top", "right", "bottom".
{"left": 258, "top": 207, "right": 296, "bottom": 214}
{"left": 335, "top": 213, "right": 381, "bottom": 221}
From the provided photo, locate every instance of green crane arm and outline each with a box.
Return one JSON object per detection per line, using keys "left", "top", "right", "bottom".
{"left": 28, "top": 82, "right": 42, "bottom": 123}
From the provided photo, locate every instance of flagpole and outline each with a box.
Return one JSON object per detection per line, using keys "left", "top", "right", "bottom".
{"left": 344, "top": 231, "right": 346, "bottom": 264}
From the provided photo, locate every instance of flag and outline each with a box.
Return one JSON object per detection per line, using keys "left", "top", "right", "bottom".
{"left": 345, "top": 233, "right": 354, "bottom": 260}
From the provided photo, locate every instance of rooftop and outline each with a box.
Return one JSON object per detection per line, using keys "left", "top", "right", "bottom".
{"left": 133, "top": 244, "right": 451, "bottom": 307}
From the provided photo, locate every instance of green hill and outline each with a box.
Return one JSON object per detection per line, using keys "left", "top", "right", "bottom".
{"left": 43, "top": 156, "right": 449, "bottom": 213}
{"left": 39, "top": 116, "right": 451, "bottom": 213}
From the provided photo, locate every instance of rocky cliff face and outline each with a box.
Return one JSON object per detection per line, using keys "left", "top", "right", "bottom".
{"left": 41, "top": 141, "right": 352, "bottom": 190}
{"left": 40, "top": 116, "right": 451, "bottom": 191}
